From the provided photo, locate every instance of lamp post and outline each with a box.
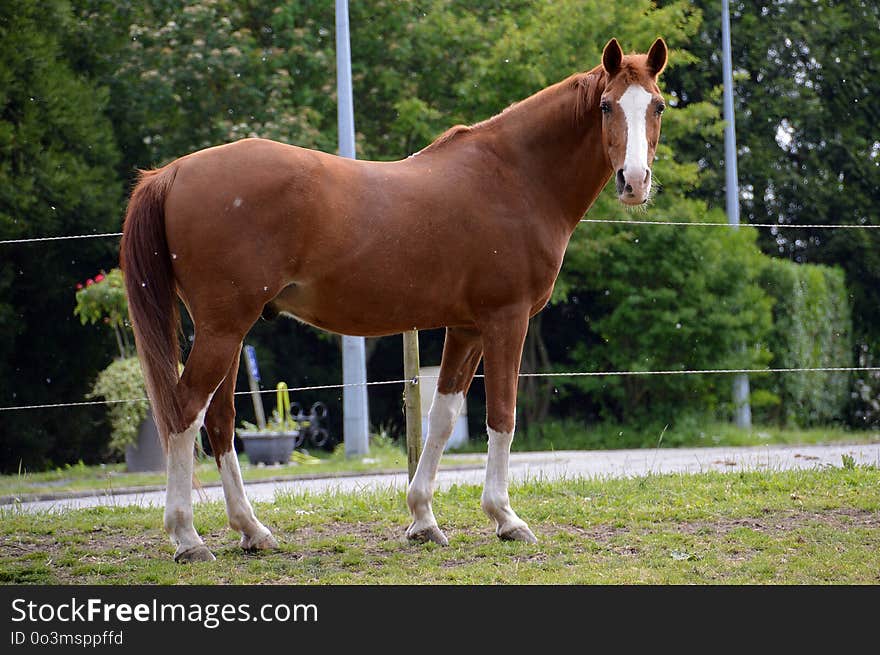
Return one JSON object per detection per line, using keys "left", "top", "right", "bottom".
{"left": 722, "top": 0, "right": 752, "bottom": 429}
{"left": 336, "top": 0, "right": 370, "bottom": 455}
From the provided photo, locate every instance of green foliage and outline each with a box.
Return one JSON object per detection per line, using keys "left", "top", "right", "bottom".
{"left": 71, "top": 266, "right": 143, "bottom": 454}
{"left": 551, "top": 216, "right": 773, "bottom": 423}
{"left": 662, "top": 0, "right": 880, "bottom": 417}
{"left": 503, "top": 416, "right": 877, "bottom": 452}
{"left": 86, "top": 356, "right": 148, "bottom": 455}
{"left": 755, "top": 258, "right": 852, "bottom": 426}
{"left": 3, "top": 0, "right": 876, "bottom": 473}
{"left": 0, "top": 0, "right": 123, "bottom": 473}
{"left": 73, "top": 269, "right": 127, "bottom": 329}
{"left": 238, "top": 410, "right": 302, "bottom": 435}
{"left": 73, "top": 268, "right": 133, "bottom": 359}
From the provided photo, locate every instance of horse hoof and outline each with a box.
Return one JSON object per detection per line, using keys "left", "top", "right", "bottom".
{"left": 406, "top": 523, "right": 449, "bottom": 546}
{"left": 174, "top": 544, "right": 216, "bottom": 563}
{"left": 498, "top": 526, "right": 538, "bottom": 544}
{"left": 241, "top": 532, "right": 279, "bottom": 551}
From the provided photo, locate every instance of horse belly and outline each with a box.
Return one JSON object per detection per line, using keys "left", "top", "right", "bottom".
{"left": 268, "top": 281, "right": 469, "bottom": 337}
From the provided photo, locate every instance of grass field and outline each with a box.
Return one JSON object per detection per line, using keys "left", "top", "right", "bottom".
{"left": 507, "top": 420, "right": 880, "bottom": 452}
{"left": 2, "top": 464, "right": 878, "bottom": 584}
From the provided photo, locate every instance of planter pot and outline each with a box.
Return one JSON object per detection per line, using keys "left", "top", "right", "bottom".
{"left": 125, "top": 410, "right": 166, "bottom": 472}
{"left": 238, "top": 430, "right": 301, "bottom": 465}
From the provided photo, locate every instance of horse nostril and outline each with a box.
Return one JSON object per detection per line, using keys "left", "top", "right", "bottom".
{"left": 644, "top": 169, "right": 651, "bottom": 184}
{"left": 616, "top": 169, "right": 625, "bottom": 195}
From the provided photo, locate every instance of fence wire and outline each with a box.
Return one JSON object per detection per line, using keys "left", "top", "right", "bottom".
{"left": 1, "top": 217, "right": 879, "bottom": 245}
{"left": 2, "top": 366, "right": 878, "bottom": 413}
{"left": 1, "top": 217, "right": 877, "bottom": 413}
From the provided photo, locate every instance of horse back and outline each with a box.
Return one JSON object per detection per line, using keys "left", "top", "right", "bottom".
{"left": 162, "top": 137, "right": 568, "bottom": 334}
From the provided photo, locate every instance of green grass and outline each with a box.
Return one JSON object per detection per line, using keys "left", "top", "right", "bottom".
{"left": 490, "top": 420, "right": 880, "bottom": 453}
{"left": 0, "top": 437, "right": 480, "bottom": 500}
{"left": 1, "top": 465, "right": 878, "bottom": 584}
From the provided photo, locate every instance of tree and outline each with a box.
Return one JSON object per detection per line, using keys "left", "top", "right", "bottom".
{"left": 659, "top": 0, "right": 880, "bottom": 425}
{"left": 0, "top": 0, "right": 123, "bottom": 471}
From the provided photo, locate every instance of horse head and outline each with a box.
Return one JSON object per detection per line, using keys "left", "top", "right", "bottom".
{"left": 598, "top": 37, "right": 668, "bottom": 206}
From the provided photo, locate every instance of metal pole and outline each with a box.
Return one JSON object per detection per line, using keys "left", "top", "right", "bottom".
{"left": 403, "top": 330, "right": 422, "bottom": 482}
{"left": 336, "top": 0, "right": 370, "bottom": 455}
{"left": 722, "top": 0, "right": 752, "bottom": 429}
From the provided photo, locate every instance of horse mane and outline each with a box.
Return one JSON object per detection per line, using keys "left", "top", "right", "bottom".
{"left": 420, "top": 124, "right": 473, "bottom": 153}
{"left": 415, "top": 62, "right": 613, "bottom": 156}
{"left": 573, "top": 64, "right": 606, "bottom": 121}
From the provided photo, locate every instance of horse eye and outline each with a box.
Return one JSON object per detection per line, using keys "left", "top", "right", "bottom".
{"left": 655, "top": 103, "right": 666, "bottom": 116}
{"left": 600, "top": 101, "right": 611, "bottom": 114}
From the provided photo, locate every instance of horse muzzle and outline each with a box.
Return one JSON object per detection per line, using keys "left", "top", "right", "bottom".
{"left": 616, "top": 167, "right": 652, "bottom": 205}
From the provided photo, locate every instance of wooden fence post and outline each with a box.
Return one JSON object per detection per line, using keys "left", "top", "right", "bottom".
{"left": 403, "top": 329, "right": 422, "bottom": 482}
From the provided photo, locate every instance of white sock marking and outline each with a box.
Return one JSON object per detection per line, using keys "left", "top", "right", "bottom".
{"left": 164, "top": 405, "right": 209, "bottom": 552}
{"left": 407, "top": 391, "right": 465, "bottom": 528}
{"left": 217, "top": 450, "right": 272, "bottom": 547}
{"left": 482, "top": 426, "right": 528, "bottom": 533}
{"left": 218, "top": 450, "right": 266, "bottom": 539}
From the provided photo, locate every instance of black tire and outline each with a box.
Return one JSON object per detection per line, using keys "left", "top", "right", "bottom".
{"left": 309, "top": 427, "right": 331, "bottom": 449}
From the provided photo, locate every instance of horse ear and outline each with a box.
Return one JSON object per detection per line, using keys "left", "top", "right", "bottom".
{"left": 647, "top": 37, "right": 668, "bottom": 77}
{"left": 602, "top": 38, "right": 623, "bottom": 76}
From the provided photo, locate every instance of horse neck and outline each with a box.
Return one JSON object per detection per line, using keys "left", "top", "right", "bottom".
{"left": 488, "top": 77, "right": 611, "bottom": 227}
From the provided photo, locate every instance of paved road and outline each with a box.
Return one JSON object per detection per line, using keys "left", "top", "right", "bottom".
{"left": 9, "top": 442, "right": 879, "bottom": 514}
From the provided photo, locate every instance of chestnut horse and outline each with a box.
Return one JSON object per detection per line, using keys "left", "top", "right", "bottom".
{"left": 120, "top": 38, "right": 667, "bottom": 562}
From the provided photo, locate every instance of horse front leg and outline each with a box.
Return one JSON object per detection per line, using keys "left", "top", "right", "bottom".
{"left": 205, "top": 344, "right": 277, "bottom": 552}
{"left": 479, "top": 312, "right": 537, "bottom": 543}
{"left": 406, "top": 327, "right": 482, "bottom": 545}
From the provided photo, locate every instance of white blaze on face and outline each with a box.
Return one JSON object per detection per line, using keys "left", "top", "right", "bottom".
{"left": 618, "top": 84, "right": 653, "bottom": 176}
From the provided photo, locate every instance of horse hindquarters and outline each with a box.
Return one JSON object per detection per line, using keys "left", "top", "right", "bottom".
{"left": 123, "top": 164, "right": 277, "bottom": 562}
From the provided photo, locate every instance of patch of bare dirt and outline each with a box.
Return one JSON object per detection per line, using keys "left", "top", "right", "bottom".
{"left": 547, "top": 507, "right": 879, "bottom": 543}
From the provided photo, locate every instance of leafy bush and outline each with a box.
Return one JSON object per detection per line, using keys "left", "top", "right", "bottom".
{"left": 74, "top": 269, "right": 132, "bottom": 358}
{"left": 553, "top": 215, "right": 774, "bottom": 425}
{"left": 74, "top": 268, "right": 149, "bottom": 455}
{"left": 86, "top": 356, "right": 148, "bottom": 455}
{"left": 755, "top": 258, "right": 852, "bottom": 426}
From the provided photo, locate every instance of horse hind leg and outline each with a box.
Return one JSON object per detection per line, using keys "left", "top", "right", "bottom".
{"left": 205, "top": 344, "right": 277, "bottom": 552}
{"left": 406, "top": 327, "right": 482, "bottom": 546}
{"left": 164, "top": 328, "right": 253, "bottom": 563}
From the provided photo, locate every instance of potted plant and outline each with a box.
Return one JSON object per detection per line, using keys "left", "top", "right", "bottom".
{"left": 74, "top": 269, "right": 165, "bottom": 472}
{"left": 237, "top": 382, "right": 302, "bottom": 465}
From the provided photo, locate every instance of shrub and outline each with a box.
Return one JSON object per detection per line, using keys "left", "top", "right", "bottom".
{"left": 555, "top": 217, "right": 773, "bottom": 425}
{"left": 86, "top": 356, "right": 148, "bottom": 455}
{"left": 755, "top": 258, "right": 852, "bottom": 426}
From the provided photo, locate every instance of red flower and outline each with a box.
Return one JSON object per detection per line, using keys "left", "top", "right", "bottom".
{"left": 76, "top": 283, "right": 83, "bottom": 290}
{"left": 86, "top": 279, "right": 94, "bottom": 286}
{"left": 95, "top": 273, "right": 105, "bottom": 283}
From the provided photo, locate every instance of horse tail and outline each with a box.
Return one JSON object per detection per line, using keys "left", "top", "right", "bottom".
{"left": 119, "top": 166, "right": 184, "bottom": 445}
